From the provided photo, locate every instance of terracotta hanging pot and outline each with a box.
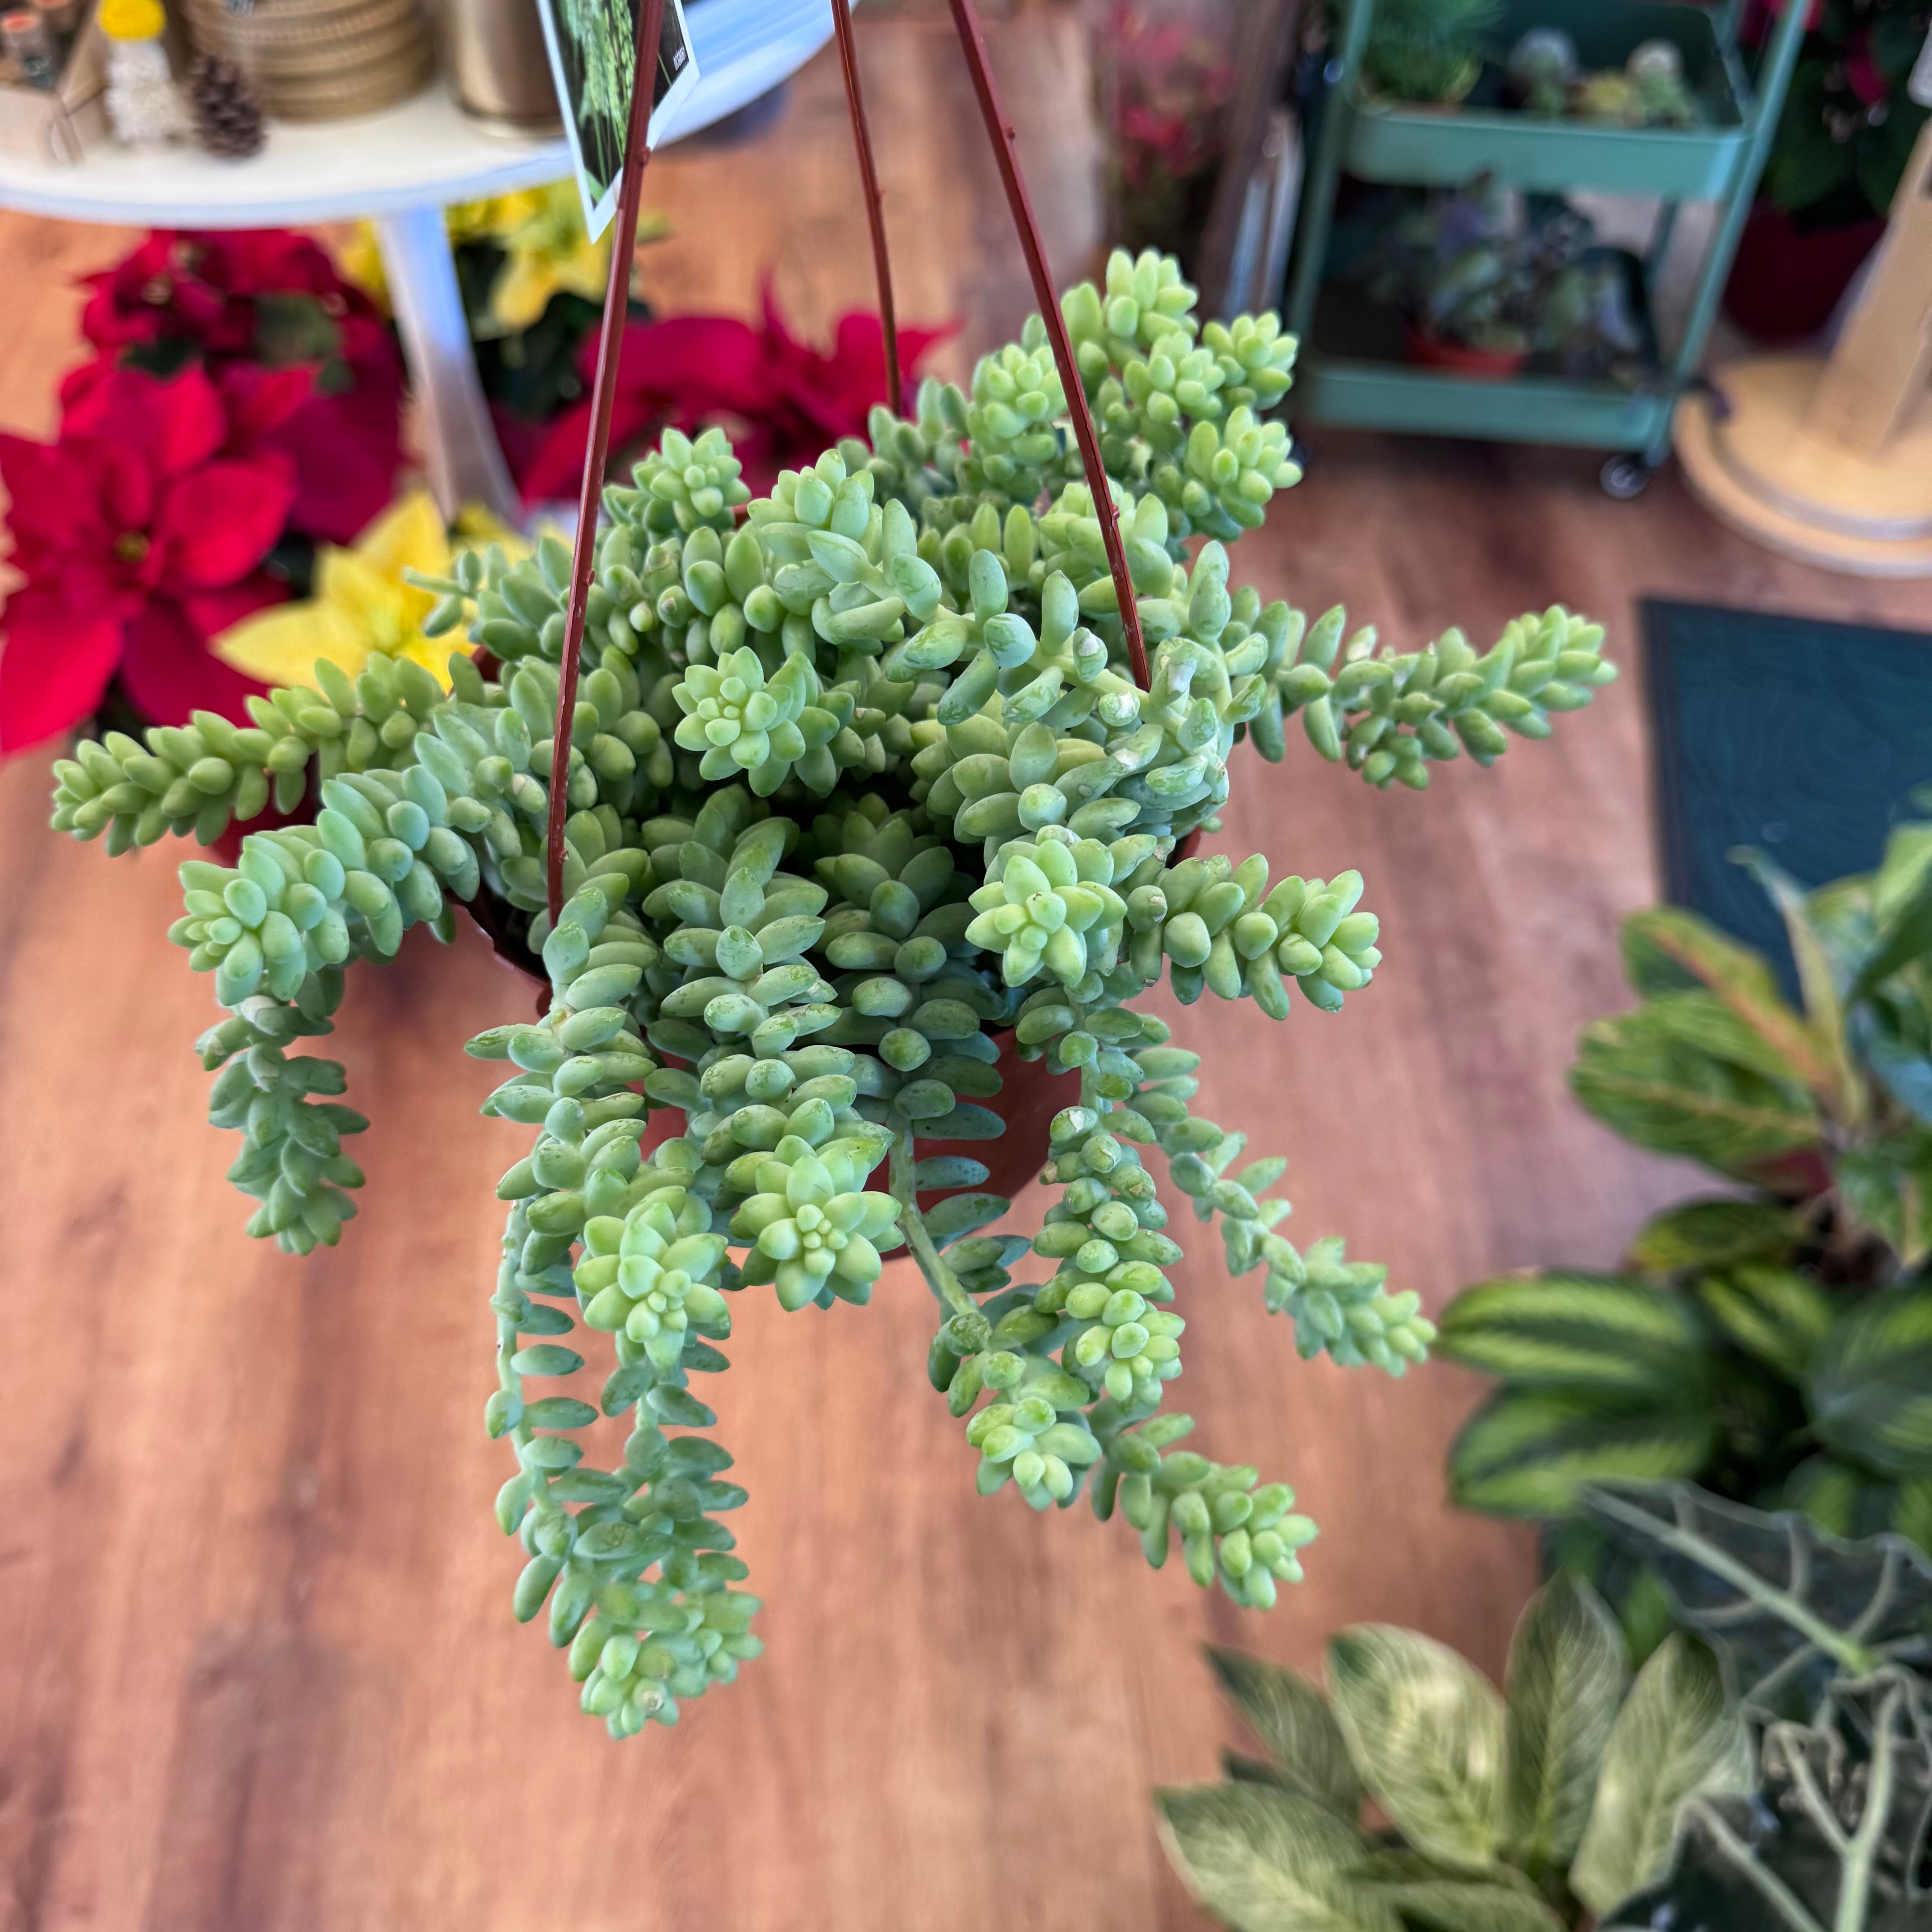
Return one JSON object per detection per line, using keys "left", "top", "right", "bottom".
{"left": 1403, "top": 322, "right": 1529, "bottom": 380}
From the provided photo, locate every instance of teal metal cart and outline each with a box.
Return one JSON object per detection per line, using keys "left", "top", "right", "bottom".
{"left": 1283, "top": 0, "right": 1812, "bottom": 494}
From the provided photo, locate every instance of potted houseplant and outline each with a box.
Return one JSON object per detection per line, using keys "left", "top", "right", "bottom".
{"left": 1155, "top": 1479, "right": 1932, "bottom": 1931}
{"left": 1726, "top": 0, "right": 1932, "bottom": 342}
{"left": 45, "top": 247, "right": 1617, "bottom": 1739}
{"left": 1354, "top": 182, "right": 1645, "bottom": 379}
{"left": 1357, "top": 0, "right": 1502, "bottom": 108}
{"left": 1437, "top": 811, "right": 1932, "bottom": 1610}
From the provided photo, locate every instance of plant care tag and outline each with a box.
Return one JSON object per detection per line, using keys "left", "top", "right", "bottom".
{"left": 535, "top": 0, "right": 698, "bottom": 240}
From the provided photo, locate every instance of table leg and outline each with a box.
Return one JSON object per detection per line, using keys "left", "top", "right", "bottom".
{"left": 373, "top": 206, "right": 520, "bottom": 524}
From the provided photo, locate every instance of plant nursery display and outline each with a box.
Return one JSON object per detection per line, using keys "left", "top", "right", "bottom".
{"left": 1156, "top": 1479, "right": 1932, "bottom": 1932}
{"left": 43, "top": 245, "right": 1617, "bottom": 1739}
{"left": 1440, "top": 812, "right": 1932, "bottom": 1573}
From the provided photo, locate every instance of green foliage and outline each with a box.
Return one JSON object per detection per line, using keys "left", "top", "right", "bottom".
{"left": 1156, "top": 1565, "right": 1750, "bottom": 1929}
{"left": 1361, "top": 0, "right": 1503, "bottom": 106}
{"left": 1442, "top": 816, "right": 1932, "bottom": 1570}
{"left": 1161, "top": 1481, "right": 1932, "bottom": 1931}
{"left": 52, "top": 248, "right": 1615, "bottom": 1738}
{"left": 1765, "top": 0, "right": 1932, "bottom": 222}
{"left": 1588, "top": 1482, "right": 1932, "bottom": 1932}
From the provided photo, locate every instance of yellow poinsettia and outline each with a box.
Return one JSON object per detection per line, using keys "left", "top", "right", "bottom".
{"left": 213, "top": 491, "right": 512, "bottom": 692}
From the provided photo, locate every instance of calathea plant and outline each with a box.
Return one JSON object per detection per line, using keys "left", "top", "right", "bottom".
{"left": 1155, "top": 1479, "right": 1932, "bottom": 1931}
{"left": 46, "top": 248, "right": 1615, "bottom": 1738}
{"left": 1439, "top": 814, "right": 1932, "bottom": 1570}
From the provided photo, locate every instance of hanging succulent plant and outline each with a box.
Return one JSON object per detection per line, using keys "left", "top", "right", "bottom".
{"left": 49, "top": 248, "right": 1616, "bottom": 1738}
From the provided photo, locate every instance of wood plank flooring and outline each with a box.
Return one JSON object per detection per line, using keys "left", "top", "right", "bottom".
{"left": 1, "top": 18, "right": 1928, "bottom": 1931}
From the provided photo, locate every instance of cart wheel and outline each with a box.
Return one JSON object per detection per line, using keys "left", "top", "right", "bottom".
{"left": 1600, "top": 453, "right": 1652, "bottom": 500}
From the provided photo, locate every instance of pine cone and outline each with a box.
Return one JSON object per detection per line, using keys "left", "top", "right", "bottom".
{"left": 188, "top": 54, "right": 265, "bottom": 159}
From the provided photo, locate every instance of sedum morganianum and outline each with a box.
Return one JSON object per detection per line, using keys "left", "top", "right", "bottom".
{"left": 50, "top": 250, "right": 1616, "bottom": 1738}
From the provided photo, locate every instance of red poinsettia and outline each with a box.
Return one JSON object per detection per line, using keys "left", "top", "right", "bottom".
{"left": 0, "top": 363, "right": 295, "bottom": 754}
{"left": 519, "top": 285, "right": 952, "bottom": 503}
{"left": 73, "top": 229, "right": 405, "bottom": 545}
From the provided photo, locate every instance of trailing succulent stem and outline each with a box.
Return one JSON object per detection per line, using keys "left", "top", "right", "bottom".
{"left": 54, "top": 248, "right": 1616, "bottom": 1735}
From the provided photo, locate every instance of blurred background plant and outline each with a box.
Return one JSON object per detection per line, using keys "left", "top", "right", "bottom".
{"left": 1088, "top": 0, "right": 1239, "bottom": 271}
{"left": 1336, "top": 179, "right": 1647, "bottom": 375}
{"left": 1359, "top": 0, "right": 1501, "bottom": 106}
{"left": 1439, "top": 802, "right": 1932, "bottom": 1641}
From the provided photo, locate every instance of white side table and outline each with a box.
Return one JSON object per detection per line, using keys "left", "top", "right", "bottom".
{"left": 0, "top": 0, "right": 840, "bottom": 519}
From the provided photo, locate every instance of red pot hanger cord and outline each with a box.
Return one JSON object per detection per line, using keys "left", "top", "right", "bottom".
{"left": 829, "top": 0, "right": 901, "bottom": 420}
{"left": 944, "top": 0, "right": 1149, "bottom": 693}
{"left": 546, "top": 0, "right": 667, "bottom": 924}
{"left": 548, "top": 0, "right": 1151, "bottom": 923}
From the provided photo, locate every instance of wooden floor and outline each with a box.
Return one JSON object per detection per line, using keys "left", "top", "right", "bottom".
{"left": 2, "top": 19, "right": 1929, "bottom": 1932}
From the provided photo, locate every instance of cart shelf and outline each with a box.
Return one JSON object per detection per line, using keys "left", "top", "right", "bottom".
{"left": 1284, "top": 0, "right": 1810, "bottom": 478}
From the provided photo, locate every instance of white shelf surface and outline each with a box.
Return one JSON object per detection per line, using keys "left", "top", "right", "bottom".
{"left": 0, "top": 0, "right": 836, "bottom": 225}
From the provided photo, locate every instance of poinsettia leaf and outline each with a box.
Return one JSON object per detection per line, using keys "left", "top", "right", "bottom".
{"left": 1808, "top": 1287, "right": 1932, "bottom": 1478}
{"left": 1447, "top": 1386, "right": 1720, "bottom": 1519}
{"left": 1209, "top": 1648, "right": 1362, "bottom": 1818}
{"left": 1583, "top": 1481, "right": 1932, "bottom": 1720}
{"left": 1326, "top": 1626, "right": 1506, "bottom": 1870}
{"left": 1628, "top": 1199, "right": 1802, "bottom": 1274}
{"left": 1570, "top": 1633, "right": 1753, "bottom": 1916}
{"left": 1621, "top": 907, "right": 1835, "bottom": 1097}
{"left": 1693, "top": 1265, "right": 1835, "bottom": 1383}
{"left": 1569, "top": 1006, "right": 1819, "bottom": 1181}
{"left": 1601, "top": 1671, "right": 1932, "bottom": 1932}
{"left": 1154, "top": 1782, "right": 1396, "bottom": 1932}
{"left": 1349, "top": 1852, "right": 1561, "bottom": 1932}
{"left": 1438, "top": 1273, "right": 1710, "bottom": 1394}
{"left": 1503, "top": 1573, "right": 1627, "bottom": 1866}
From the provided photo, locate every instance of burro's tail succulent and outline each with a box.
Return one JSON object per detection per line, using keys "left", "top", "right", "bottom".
{"left": 50, "top": 248, "right": 1616, "bottom": 1737}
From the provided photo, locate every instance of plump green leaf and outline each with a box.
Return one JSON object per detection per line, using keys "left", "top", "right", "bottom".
{"left": 1208, "top": 1648, "right": 1362, "bottom": 1818}
{"left": 1584, "top": 1481, "right": 1932, "bottom": 1720}
{"left": 1448, "top": 1387, "right": 1719, "bottom": 1518}
{"left": 1808, "top": 1286, "right": 1932, "bottom": 1477}
{"left": 1154, "top": 1783, "right": 1396, "bottom": 1932}
{"left": 1569, "top": 1633, "right": 1752, "bottom": 1915}
{"left": 1622, "top": 907, "right": 1835, "bottom": 1096}
{"left": 1627, "top": 1198, "right": 1801, "bottom": 1274}
{"left": 1437, "top": 1274, "right": 1709, "bottom": 1394}
{"left": 1348, "top": 1853, "right": 1562, "bottom": 1932}
{"left": 1326, "top": 1626, "right": 1505, "bottom": 1870}
{"left": 1692, "top": 1265, "right": 1835, "bottom": 1382}
{"left": 1503, "top": 1573, "right": 1627, "bottom": 1865}
{"left": 1570, "top": 1005, "right": 1819, "bottom": 1181}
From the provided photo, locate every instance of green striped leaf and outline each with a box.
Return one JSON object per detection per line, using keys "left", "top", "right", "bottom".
{"left": 1326, "top": 1626, "right": 1505, "bottom": 1870}
{"left": 1569, "top": 1633, "right": 1752, "bottom": 1916}
{"left": 1620, "top": 908, "right": 1835, "bottom": 1096}
{"left": 1502, "top": 1574, "right": 1627, "bottom": 1866}
{"left": 1627, "top": 1198, "right": 1800, "bottom": 1274}
{"left": 1808, "top": 1287, "right": 1932, "bottom": 1477}
{"left": 1832, "top": 1136, "right": 1932, "bottom": 1267}
{"left": 1570, "top": 1004, "right": 1820, "bottom": 1181}
{"left": 1781, "top": 1454, "right": 1900, "bottom": 1542}
{"left": 1349, "top": 1854, "right": 1562, "bottom": 1932}
{"left": 1208, "top": 1648, "right": 1361, "bottom": 1818}
{"left": 1438, "top": 1274, "right": 1709, "bottom": 1395}
{"left": 1692, "top": 1264, "right": 1835, "bottom": 1382}
{"left": 1448, "top": 1387, "right": 1720, "bottom": 1518}
{"left": 1154, "top": 1783, "right": 1395, "bottom": 1932}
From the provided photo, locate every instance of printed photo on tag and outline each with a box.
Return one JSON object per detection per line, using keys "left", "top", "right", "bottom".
{"left": 534, "top": 0, "right": 698, "bottom": 240}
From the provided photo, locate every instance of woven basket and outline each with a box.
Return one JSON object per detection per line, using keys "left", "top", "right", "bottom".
{"left": 183, "top": 0, "right": 435, "bottom": 119}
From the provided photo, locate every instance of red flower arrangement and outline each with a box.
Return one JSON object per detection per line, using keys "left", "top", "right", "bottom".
{"left": 68, "top": 229, "right": 406, "bottom": 546}
{"left": 0, "top": 363, "right": 295, "bottom": 753}
{"left": 519, "top": 283, "right": 951, "bottom": 504}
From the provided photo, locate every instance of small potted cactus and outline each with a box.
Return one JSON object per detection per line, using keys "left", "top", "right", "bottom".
{"left": 48, "top": 247, "right": 1615, "bottom": 1738}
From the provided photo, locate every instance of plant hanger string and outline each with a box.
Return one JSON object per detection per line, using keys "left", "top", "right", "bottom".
{"left": 547, "top": 0, "right": 1150, "bottom": 922}
{"left": 546, "top": 0, "right": 667, "bottom": 924}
